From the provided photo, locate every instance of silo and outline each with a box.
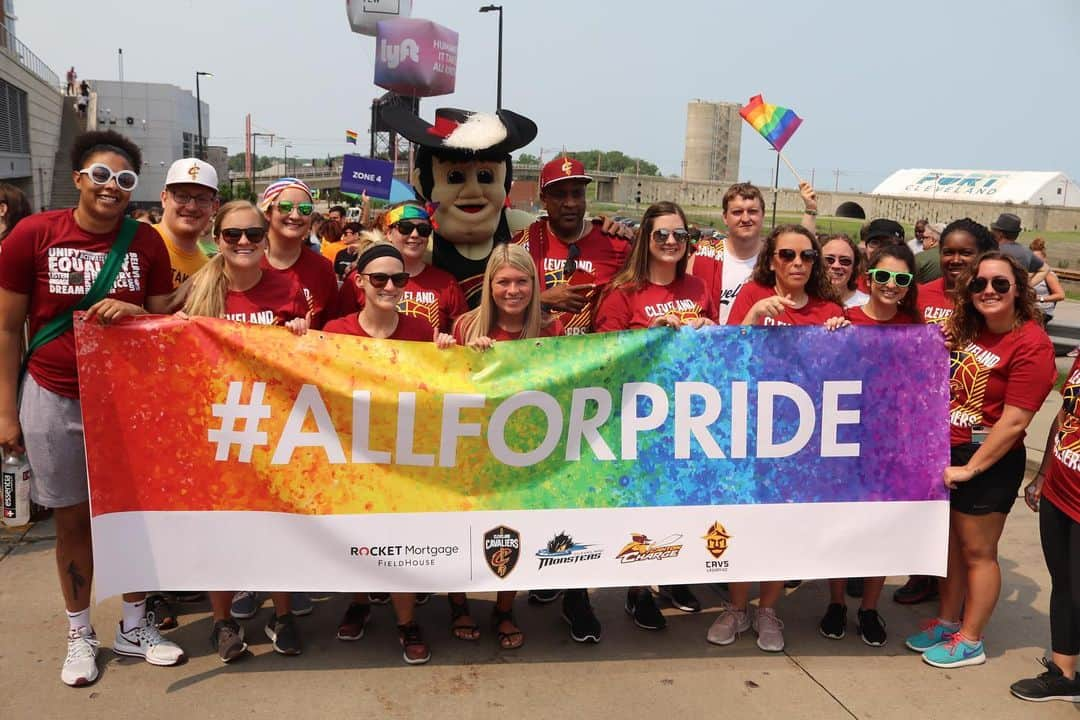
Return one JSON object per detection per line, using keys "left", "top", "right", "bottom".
{"left": 683, "top": 100, "right": 742, "bottom": 183}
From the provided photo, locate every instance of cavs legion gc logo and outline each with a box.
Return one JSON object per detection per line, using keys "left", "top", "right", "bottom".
{"left": 703, "top": 522, "right": 732, "bottom": 572}
{"left": 615, "top": 533, "right": 683, "bottom": 563}
{"left": 535, "top": 531, "right": 602, "bottom": 570}
{"left": 484, "top": 525, "right": 521, "bottom": 578}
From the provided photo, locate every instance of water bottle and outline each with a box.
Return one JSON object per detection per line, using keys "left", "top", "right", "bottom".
{"left": 1, "top": 450, "right": 31, "bottom": 527}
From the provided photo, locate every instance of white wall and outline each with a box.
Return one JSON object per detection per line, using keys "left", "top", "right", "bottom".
{"left": 0, "top": 42, "right": 61, "bottom": 209}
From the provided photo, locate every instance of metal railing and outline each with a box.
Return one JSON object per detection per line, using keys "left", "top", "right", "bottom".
{"left": 0, "top": 24, "right": 61, "bottom": 90}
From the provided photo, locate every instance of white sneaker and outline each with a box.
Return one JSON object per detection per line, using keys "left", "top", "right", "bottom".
{"left": 61, "top": 626, "right": 100, "bottom": 687}
{"left": 753, "top": 607, "right": 786, "bottom": 652}
{"left": 706, "top": 606, "right": 751, "bottom": 646}
{"left": 114, "top": 613, "right": 186, "bottom": 666}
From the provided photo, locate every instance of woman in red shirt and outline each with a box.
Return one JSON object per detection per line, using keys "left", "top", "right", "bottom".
{"left": 727, "top": 224, "right": 843, "bottom": 327}
{"left": 917, "top": 218, "right": 997, "bottom": 326}
{"left": 906, "top": 252, "right": 1056, "bottom": 669}
{"left": 1012, "top": 358, "right": 1080, "bottom": 701}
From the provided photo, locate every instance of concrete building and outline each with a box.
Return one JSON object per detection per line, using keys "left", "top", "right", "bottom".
{"left": 0, "top": 4, "right": 63, "bottom": 211}
{"left": 682, "top": 100, "right": 741, "bottom": 183}
{"left": 88, "top": 80, "right": 209, "bottom": 205}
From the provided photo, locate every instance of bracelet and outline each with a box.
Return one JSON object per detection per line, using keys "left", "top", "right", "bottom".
{"left": 804, "top": 209, "right": 818, "bottom": 216}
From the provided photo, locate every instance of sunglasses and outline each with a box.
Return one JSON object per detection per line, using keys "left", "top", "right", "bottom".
{"left": 651, "top": 228, "right": 690, "bottom": 244}
{"left": 220, "top": 227, "right": 267, "bottom": 244}
{"left": 275, "top": 200, "right": 314, "bottom": 216}
{"left": 774, "top": 248, "right": 819, "bottom": 262}
{"left": 79, "top": 163, "right": 138, "bottom": 192}
{"left": 968, "top": 275, "right": 1013, "bottom": 294}
{"left": 362, "top": 272, "right": 411, "bottom": 289}
{"left": 395, "top": 220, "right": 432, "bottom": 238}
{"left": 823, "top": 254, "right": 854, "bottom": 267}
{"left": 564, "top": 242, "right": 580, "bottom": 277}
{"left": 867, "top": 269, "right": 914, "bottom": 287}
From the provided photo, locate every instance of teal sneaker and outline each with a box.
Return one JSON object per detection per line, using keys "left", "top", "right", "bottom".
{"left": 922, "top": 634, "right": 986, "bottom": 668}
{"left": 904, "top": 618, "right": 959, "bottom": 652}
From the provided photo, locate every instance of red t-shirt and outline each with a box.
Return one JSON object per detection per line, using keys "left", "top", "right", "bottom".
{"left": 261, "top": 247, "right": 337, "bottom": 330}
{"left": 917, "top": 278, "right": 955, "bottom": 325}
{"left": 451, "top": 314, "right": 564, "bottom": 344}
{"left": 594, "top": 274, "right": 716, "bottom": 332}
{"left": 845, "top": 305, "right": 918, "bottom": 326}
{"left": 689, "top": 254, "right": 722, "bottom": 315}
{"left": 726, "top": 281, "right": 844, "bottom": 326}
{"left": 322, "top": 311, "right": 434, "bottom": 341}
{"left": 948, "top": 319, "right": 1056, "bottom": 447}
{"left": 1045, "top": 357, "right": 1080, "bottom": 523}
{"left": 224, "top": 271, "right": 309, "bottom": 326}
{"left": 0, "top": 210, "right": 172, "bottom": 398}
{"left": 513, "top": 219, "right": 630, "bottom": 335}
{"left": 333, "top": 265, "right": 467, "bottom": 334}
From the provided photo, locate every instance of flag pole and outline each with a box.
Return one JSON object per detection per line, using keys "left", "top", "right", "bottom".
{"left": 771, "top": 151, "right": 780, "bottom": 229}
{"left": 778, "top": 151, "right": 805, "bottom": 185}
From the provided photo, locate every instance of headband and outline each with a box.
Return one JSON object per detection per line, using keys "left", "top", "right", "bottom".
{"left": 382, "top": 203, "right": 429, "bottom": 230}
{"left": 355, "top": 243, "right": 403, "bottom": 273}
{"left": 258, "top": 177, "right": 313, "bottom": 213}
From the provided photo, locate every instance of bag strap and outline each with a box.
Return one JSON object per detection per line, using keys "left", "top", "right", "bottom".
{"left": 24, "top": 217, "right": 139, "bottom": 359}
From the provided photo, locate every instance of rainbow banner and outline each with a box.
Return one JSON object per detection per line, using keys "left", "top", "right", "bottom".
{"left": 345, "top": 129, "right": 358, "bottom": 144}
{"left": 75, "top": 316, "right": 949, "bottom": 598}
{"left": 739, "top": 94, "right": 803, "bottom": 152}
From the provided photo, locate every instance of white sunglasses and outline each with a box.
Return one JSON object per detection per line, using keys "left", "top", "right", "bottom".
{"left": 78, "top": 162, "right": 139, "bottom": 192}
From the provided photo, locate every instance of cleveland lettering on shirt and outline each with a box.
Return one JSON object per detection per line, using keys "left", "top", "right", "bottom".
{"left": 917, "top": 278, "right": 955, "bottom": 325}
{"left": 0, "top": 210, "right": 172, "bottom": 398}
{"left": 514, "top": 219, "right": 629, "bottom": 335}
{"left": 948, "top": 319, "right": 1056, "bottom": 447}
{"left": 1045, "top": 357, "right": 1080, "bottom": 523}
{"left": 697, "top": 239, "right": 760, "bottom": 324}
{"left": 594, "top": 273, "right": 715, "bottom": 332}
{"left": 726, "top": 280, "right": 844, "bottom": 327}
{"left": 222, "top": 271, "right": 308, "bottom": 326}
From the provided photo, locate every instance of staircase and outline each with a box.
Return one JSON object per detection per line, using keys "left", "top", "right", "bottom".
{"left": 48, "top": 96, "right": 87, "bottom": 209}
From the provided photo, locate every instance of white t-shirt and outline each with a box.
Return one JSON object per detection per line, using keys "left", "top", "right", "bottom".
{"left": 843, "top": 289, "right": 870, "bottom": 308}
{"left": 717, "top": 248, "right": 760, "bottom": 324}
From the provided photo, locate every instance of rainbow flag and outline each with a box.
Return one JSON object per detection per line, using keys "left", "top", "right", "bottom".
{"left": 739, "top": 94, "right": 802, "bottom": 152}
{"left": 345, "top": 129, "right": 358, "bottom": 145}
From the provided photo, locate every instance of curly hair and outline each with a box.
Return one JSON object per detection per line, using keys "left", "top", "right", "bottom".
{"left": 941, "top": 217, "right": 997, "bottom": 254}
{"left": 70, "top": 129, "right": 142, "bottom": 171}
{"left": 945, "top": 251, "right": 1040, "bottom": 346}
{"left": 609, "top": 201, "right": 689, "bottom": 291}
{"left": 867, "top": 244, "right": 921, "bottom": 322}
{"left": 750, "top": 224, "right": 838, "bottom": 302}
{"left": 819, "top": 233, "right": 863, "bottom": 292}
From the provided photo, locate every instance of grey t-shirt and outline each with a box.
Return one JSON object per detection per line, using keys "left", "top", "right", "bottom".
{"left": 998, "top": 241, "right": 1044, "bottom": 273}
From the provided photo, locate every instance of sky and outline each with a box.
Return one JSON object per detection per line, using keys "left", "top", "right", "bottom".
{"left": 15, "top": 0, "right": 1080, "bottom": 191}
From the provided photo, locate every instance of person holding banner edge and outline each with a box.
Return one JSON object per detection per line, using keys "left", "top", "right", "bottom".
{"left": 0, "top": 130, "right": 183, "bottom": 686}
{"left": 905, "top": 251, "right": 1055, "bottom": 668}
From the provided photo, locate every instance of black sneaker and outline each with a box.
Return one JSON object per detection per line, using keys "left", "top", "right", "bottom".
{"left": 846, "top": 577, "right": 864, "bottom": 598}
{"left": 625, "top": 588, "right": 666, "bottom": 631}
{"left": 1011, "top": 658, "right": 1080, "bottom": 703}
{"left": 658, "top": 584, "right": 701, "bottom": 613}
{"left": 856, "top": 609, "right": 887, "bottom": 647}
{"left": 819, "top": 603, "right": 847, "bottom": 639}
{"left": 264, "top": 614, "right": 302, "bottom": 656}
{"left": 210, "top": 619, "right": 247, "bottom": 663}
{"left": 336, "top": 602, "right": 371, "bottom": 641}
{"left": 528, "top": 589, "right": 563, "bottom": 605}
{"left": 893, "top": 576, "right": 938, "bottom": 605}
{"left": 369, "top": 592, "right": 391, "bottom": 605}
{"left": 561, "top": 589, "right": 601, "bottom": 643}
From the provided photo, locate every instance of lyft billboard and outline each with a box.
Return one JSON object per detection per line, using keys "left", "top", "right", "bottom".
{"left": 374, "top": 18, "right": 458, "bottom": 97}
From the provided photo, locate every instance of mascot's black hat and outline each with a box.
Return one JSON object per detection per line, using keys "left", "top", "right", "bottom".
{"left": 379, "top": 105, "right": 537, "bottom": 156}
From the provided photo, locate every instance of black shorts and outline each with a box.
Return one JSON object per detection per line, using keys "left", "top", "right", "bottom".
{"left": 949, "top": 443, "right": 1026, "bottom": 515}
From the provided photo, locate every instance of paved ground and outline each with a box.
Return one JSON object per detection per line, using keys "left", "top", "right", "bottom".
{"left": 3, "top": 311, "right": 1079, "bottom": 719}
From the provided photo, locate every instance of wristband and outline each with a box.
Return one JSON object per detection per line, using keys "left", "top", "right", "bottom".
{"left": 804, "top": 209, "right": 818, "bottom": 216}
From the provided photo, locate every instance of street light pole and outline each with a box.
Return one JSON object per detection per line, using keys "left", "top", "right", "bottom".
{"left": 195, "top": 71, "right": 212, "bottom": 160}
{"left": 284, "top": 143, "right": 291, "bottom": 177}
{"left": 479, "top": 5, "right": 503, "bottom": 110}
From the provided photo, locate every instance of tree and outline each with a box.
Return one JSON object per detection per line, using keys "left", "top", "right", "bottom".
{"left": 218, "top": 180, "right": 256, "bottom": 203}
{"left": 515, "top": 149, "right": 659, "bottom": 176}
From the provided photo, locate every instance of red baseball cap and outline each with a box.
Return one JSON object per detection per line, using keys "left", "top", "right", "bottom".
{"left": 540, "top": 156, "right": 593, "bottom": 190}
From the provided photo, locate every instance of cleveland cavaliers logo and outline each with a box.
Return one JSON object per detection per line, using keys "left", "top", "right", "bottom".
{"left": 483, "top": 526, "right": 521, "bottom": 578}
{"left": 561, "top": 158, "right": 573, "bottom": 175}
{"left": 187, "top": 164, "right": 200, "bottom": 180}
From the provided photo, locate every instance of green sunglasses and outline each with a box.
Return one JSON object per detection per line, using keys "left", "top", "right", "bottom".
{"left": 867, "top": 268, "right": 914, "bottom": 287}
{"left": 275, "top": 200, "right": 314, "bottom": 216}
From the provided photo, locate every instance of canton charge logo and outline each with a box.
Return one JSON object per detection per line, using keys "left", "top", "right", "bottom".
{"left": 535, "top": 531, "right": 603, "bottom": 570}
{"left": 703, "top": 522, "right": 732, "bottom": 559}
{"left": 615, "top": 533, "right": 683, "bottom": 563}
{"left": 483, "top": 525, "right": 521, "bottom": 578}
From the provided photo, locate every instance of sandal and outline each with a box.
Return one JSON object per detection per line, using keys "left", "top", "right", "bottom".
{"left": 146, "top": 593, "right": 178, "bottom": 630}
{"left": 448, "top": 596, "right": 480, "bottom": 641}
{"left": 492, "top": 608, "right": 524, "bottom": 650}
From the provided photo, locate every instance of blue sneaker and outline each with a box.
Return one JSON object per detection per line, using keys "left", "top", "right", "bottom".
{"left": 922, "top": 634, "right": 986, "bottom": 668}
{"left": 230, "top": 591, "right": 260, "bottom": 620}
{"left": 290, "top": 593, "right": 313, "bottom": 617}
{"left": 904, "top": 618, "right": 959, "bottom": 652}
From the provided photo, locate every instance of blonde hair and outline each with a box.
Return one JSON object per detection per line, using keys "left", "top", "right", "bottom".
{"left": 454, "top": 244, "right": 541, "bottom": 344}
{"left": 182, "top": 200, "right": 267, "bottom": 318}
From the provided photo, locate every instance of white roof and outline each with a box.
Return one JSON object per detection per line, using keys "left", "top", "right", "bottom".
{"left": 871, "top": 169, "right": 1080, "bottom": 207}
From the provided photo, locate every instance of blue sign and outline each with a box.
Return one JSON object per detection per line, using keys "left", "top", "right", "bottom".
{"left": 340, "top": 155, "right": 394, "bottom": 199}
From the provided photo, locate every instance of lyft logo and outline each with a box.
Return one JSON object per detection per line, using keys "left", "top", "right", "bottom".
{"left": 380, "top": 37, "right": 420, "bottom": 69}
